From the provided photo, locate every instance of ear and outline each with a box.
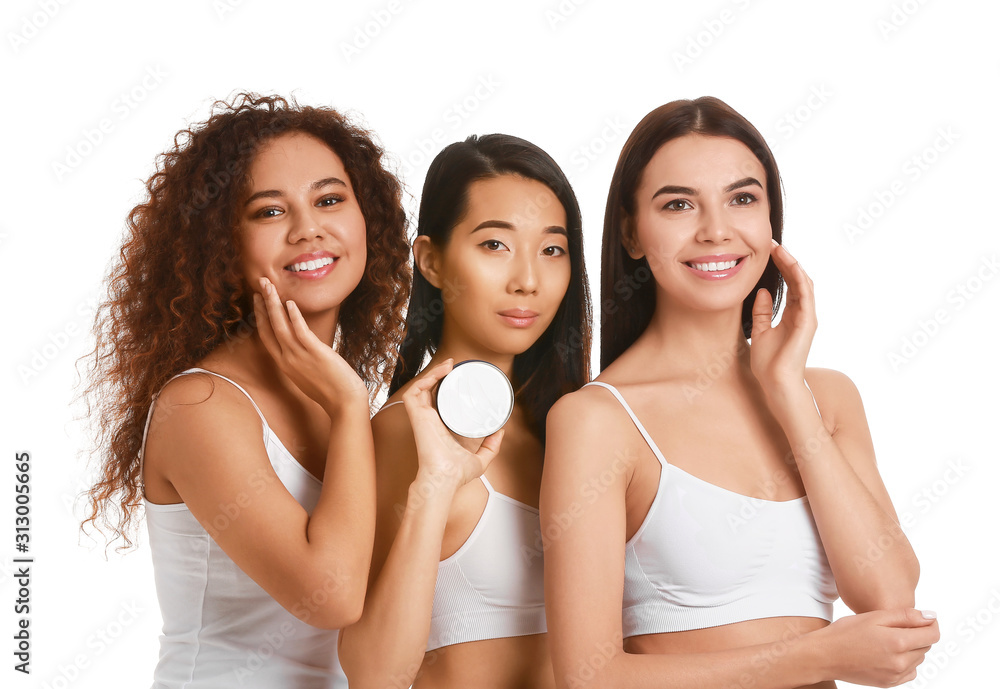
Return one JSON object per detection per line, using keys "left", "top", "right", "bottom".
{"left": 413, "top": 235, "right": 444, "bottom": 289}
{"left": 621, "top": 213, "right": 645, "bottom": 260}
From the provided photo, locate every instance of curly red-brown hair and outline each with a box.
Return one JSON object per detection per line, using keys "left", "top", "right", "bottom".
{"left": 82, "top": 93, "right": 411, "bottom": 549}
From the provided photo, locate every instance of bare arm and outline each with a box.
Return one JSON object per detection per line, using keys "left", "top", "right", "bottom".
{"left": 542, "top": 389, "right": 938, "bottom": 689}
{"left": 751, "top": 243, "right": 919, "bottom": 611}
{"left": 339, "top": 360, "right": 502, "bottom": 688}
{"left": 146, "top": 284, "right": 376, "bottom": 629}
{"left": 146, "top": 375, "right": 373, "bottom": 630}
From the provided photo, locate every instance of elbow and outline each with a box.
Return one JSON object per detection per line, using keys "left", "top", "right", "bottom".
{"left": 846, "top": 562, "right": 920, "bottom": 612}
{"left": 290, "top": 567, "right": 367, "bottom": 630}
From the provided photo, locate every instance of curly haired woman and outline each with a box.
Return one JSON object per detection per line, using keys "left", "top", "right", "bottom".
{"left": 82, "top": 93, "right": 410, "bottom": 688}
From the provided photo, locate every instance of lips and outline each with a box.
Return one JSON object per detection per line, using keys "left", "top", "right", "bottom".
{"left": 497, "top": 308, "right": 539, "bottom": 328}
{"left": 284, "top": 250, "right": 338, "bottom": 279}
{"left": 682, "top": 254, "right": 748, "bottom": 281}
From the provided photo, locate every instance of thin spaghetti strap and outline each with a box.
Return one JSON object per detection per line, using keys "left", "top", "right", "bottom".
{"left": 802, "top": 379, "right": 823, "bottom": 419}
{"left": 479, "top": 474, "right": 495, "bottom": 493}
{"left": 582, "top": 382, "right": 668, "bottom": 467}
{"left": 183, "top": 368, "right": 268, "bottom": 425}
{"left": 375, "top": 399, "right": 404, "bottom": 417}
{"left": 138, "top": 368, "right": 268, "bottom": 476}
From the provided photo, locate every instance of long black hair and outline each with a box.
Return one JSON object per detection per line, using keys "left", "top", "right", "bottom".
{"left": 601, "top": 97, "right": 785, "bottom": 370}
{"left": 390, "top": 134, "right": 592, "bottom": 440}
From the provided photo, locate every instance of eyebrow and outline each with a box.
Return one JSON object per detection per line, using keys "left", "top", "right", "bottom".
{"left": 471, "top": 220, "right": 568, "bottom": 236}
{"left": 651, "top": 176, "right": 763, "bottom": 201}
{"left": 244, "top": 176, "right": 348, "bottom": 206}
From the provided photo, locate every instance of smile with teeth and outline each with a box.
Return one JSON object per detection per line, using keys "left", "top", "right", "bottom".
{"left": 286, "top": 256, "right": 336, "bottom": 272}
{"left": 687, "top": 258, "right": 741, "bottom": 272}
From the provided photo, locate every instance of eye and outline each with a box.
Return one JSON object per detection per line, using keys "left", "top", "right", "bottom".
{"left": 254, "top": 206, "right": 283, "bottom": 219}
{"left": 317, "top": 194, "right": 345, "bottom": 207}
{"left": 542, "top": 245, "right": 567, "bottom": 257}
{"left": 732, "top": 192, "right": 757, "bottom": 206}
{"left": 480, "top": 239, "right": 509, "bottom": 252}
{"left": 662, "top": 199, "right": 692, "bottom": 211}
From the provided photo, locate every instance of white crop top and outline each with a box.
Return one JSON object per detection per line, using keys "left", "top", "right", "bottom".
{"left": 141, "top": 368, "right": 347, "bottom": 688}
{"left": 584, "top": 382, "right": 838, "bottom": 637}
{"left": 379, "top": 401, "right": 546, "bottom": 652}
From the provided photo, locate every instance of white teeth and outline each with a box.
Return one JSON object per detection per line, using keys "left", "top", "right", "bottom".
{"left": 287, "top": 257, "right": 335, "bottom": 272}
{"left": 690, "top": 259, "right": 738, "bottom": 272}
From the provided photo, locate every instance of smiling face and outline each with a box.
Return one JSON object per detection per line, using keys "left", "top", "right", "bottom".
{"left": 416, "top": 174, "right": 571, "bottom": 360}
{"left": 628, "top": 134, "right": 772, "bottom": 316}
{"left": 238, "top": 132, "right": 367, "bottom": 319}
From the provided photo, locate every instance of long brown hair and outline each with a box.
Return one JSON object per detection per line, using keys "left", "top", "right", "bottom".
{"left": 81, "top": 93, "right": 410, "bottom": 549}
{"left": 601, "top": 97, "right": 785, "bottom": 370}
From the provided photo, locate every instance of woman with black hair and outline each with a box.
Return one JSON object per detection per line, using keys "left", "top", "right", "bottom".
{"left": 340, "top": 134, "right": 592, "bottom": 688}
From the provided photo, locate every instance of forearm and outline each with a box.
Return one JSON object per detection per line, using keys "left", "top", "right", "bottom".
{"left": 340, "top": 474, "right": 455, "bottom": 688}
{"left": 555, "top": 630, "right": 828, "bottom": 689}
{"left": 302, "top": 399, "right": 378, "bottom": 623}
{"left": 770, "top": 383, "right": 918, "bottom": 609}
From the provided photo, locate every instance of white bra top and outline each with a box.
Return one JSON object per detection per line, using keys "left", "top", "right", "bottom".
{"left": 141, "top": 368, "right": 347, "bottom": 688}
{"left": 584, "top": 381, "right": 838, "bottom": 637}
{"left": 379, "top": 401, "right": 546, "bottom": 652}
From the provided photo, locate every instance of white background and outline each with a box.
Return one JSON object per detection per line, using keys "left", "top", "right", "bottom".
{"left": 1, "top": 0, "right": 997, "bottom": 687}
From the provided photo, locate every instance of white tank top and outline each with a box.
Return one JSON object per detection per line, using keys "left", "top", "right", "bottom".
{"left": 141, "top": 368, "right": 347, "bottom": 688}
{"left": 378, "top": 401, "right": 546, "bottom": 652}
{"left": 584, "top": 381, "right": 838, "bottom": 636}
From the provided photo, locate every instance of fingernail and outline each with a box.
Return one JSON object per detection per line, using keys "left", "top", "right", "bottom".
{"left": 920, "top": 610, "right": 937, "bottom": 619}
{"left": 287, "top": 300, "right": 297, "bottom": 311}
{"left": 771, "top": 238, "right": 780, "bottom": 247}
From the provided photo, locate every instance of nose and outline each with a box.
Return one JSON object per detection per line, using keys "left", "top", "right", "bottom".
{"left": 508, "top": 252, "right": 539, "bottom": 295}
{"left": 287, "top": 205, "right": 326, "bottom": 243}
{"left": 695, "top": 203, "right": 733, "bottom": 244}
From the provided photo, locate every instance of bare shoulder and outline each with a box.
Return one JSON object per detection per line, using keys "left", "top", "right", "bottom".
{"left": 145, "top": 372, "right": 266, "bottom": 472}
{"left": 805, "top": 367, "right": 867, "bottom": 431}
{"left": 370, "top": 397, "right": 419, "bottom": 507}
{"left": 546, "top": 384, "right": 640, "bottom": 472}
{"left": 371, "top": 398, "right": 416, "bottom": 458}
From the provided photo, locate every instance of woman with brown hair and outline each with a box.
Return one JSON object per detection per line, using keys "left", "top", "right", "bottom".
{"left": 82, "top": 93, "right": 410, "bottom": 687}
{"left": 542, "top": 97, "right": 939, "bottom": 688}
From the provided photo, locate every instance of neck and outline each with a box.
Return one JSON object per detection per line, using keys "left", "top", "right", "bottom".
{"left": 219, "top": 306, "right": 340, "bottom": 392}
{"left": 302, "top": 307, "right": 340, "bottom": 348}
{"left": 639, "top": 296, "right": 750, "bottom": 380}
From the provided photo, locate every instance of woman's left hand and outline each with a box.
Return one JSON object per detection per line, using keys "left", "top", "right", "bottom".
{"left": 749, "top": 240, "right": 817, "bottom": 394}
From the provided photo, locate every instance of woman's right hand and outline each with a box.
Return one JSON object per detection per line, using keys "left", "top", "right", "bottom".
{"left": 253, "top": 277, "right": 369, "bottom": 415}
{"left": 815, "top": 608, "right": 940, "bottom": 686}
{"left": 401, "top": 359, "right": 504, "bottom": 492}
